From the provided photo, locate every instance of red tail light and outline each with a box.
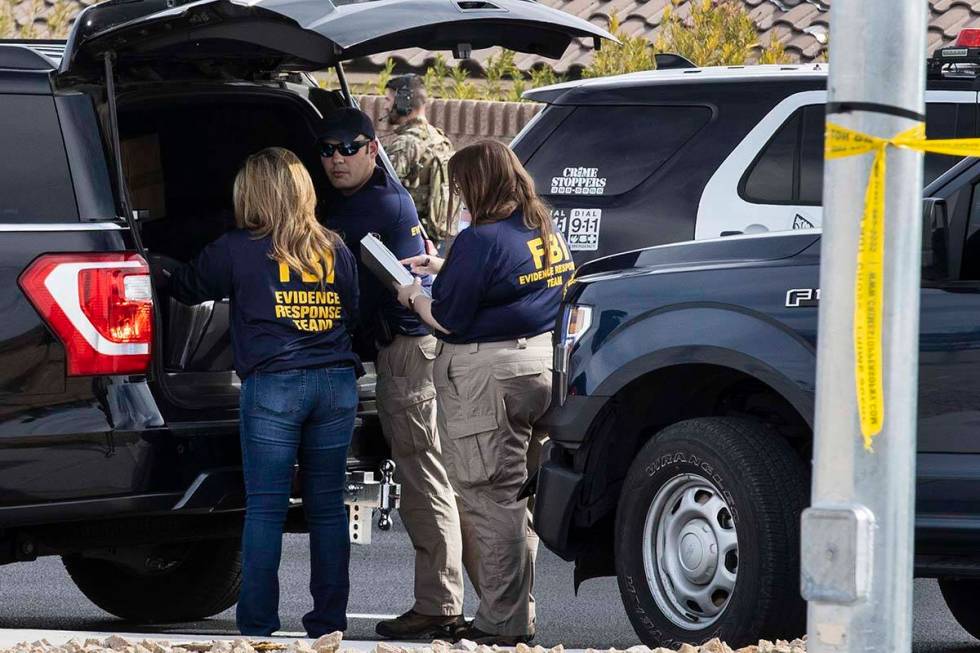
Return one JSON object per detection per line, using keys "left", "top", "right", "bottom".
{"left": 956, "top": 28, "right": 980, "bottom": 48}
{"left": 19, "top": 253, "right": 153, "bottom": 376}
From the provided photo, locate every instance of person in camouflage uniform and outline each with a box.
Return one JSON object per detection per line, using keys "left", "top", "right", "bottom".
{"left": 383, "top": 74, "right": 456, "bottom": 249}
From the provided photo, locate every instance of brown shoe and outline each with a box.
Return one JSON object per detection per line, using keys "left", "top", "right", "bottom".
{"left": 455, "top": 624, "right": 534, "bottom": 646}
{"left": 375, "top": 610, "right": 467, "bottom": 640}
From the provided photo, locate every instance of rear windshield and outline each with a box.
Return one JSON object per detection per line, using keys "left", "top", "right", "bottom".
{"left": 0, "top": 94, "right": 78, "bottom": 222}
{"left": 524, "top": 105, "right": 712, "bottom": 198}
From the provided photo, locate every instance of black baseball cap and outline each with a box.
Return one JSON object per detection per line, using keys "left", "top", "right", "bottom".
{"left": 317, "top": 108, "right": 376, "bottom": 143}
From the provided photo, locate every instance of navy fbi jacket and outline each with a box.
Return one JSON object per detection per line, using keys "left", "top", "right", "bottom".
{"left": 431, "top": 211, "right": 575, "bottom": 344}
{"left": 169, "top": 229, "right": 362, "bottom": 379}
{"left": 325, "top": 166, "right": 432, "bottom": 351}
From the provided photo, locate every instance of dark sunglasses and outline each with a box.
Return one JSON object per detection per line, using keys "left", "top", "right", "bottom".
{"left": 319, "top": 140, "right": 370, "bottom": 158}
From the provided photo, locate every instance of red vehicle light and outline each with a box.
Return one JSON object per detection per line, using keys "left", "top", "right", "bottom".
{"left": 956, "top": 28, "right": 980, "bottom": 48}
{"left": 19, "top": 252, "right": 153, "bottom": 376}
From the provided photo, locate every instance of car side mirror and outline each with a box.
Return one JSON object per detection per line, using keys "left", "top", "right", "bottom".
{"left": 922, "top": 197, "right": 950, "bottom": 282}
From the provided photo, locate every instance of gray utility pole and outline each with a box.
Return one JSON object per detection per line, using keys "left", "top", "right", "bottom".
{"left": 801, "top": 1, "right": 927, "bottom": 653}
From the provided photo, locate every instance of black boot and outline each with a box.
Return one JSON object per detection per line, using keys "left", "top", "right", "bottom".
{"left": 375, "top": 610, "right": 467, "bottom": 640}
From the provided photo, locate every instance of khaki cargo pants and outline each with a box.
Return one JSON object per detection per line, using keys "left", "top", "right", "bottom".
{"left": 433, "top": 333, "right": 552, "bottom": 637}
{"left": 376, "top": 334, "right": 464, "bottom": 615}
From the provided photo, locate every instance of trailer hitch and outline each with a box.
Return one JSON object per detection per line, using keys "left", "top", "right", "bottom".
{"left": 344, "top": 460, "right": 400, "bottom": 545}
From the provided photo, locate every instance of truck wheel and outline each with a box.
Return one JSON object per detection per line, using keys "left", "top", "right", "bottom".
{"left": 63, "top": 538, "right": 241, "bottom": 623}
{"left": 614, "top": 417, "right": 808, "bottom": 649}
{"left": 939, "top": 578, "right": 980, "bottom": 639}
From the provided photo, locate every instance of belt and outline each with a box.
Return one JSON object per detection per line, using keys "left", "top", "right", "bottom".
{"left": 436, "top": 332, "right": 552, "bottom": 355}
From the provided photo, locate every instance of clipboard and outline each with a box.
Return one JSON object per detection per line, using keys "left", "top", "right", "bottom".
{"left": 360, "top": 233, "right": 429, "bottom": 294}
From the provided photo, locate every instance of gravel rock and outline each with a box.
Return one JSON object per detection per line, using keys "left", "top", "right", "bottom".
{"left": 311, "top": 633, "right": 342, "bottom": 653}
{"left": 1, "top": 634, "right": 806, "bottom": 653}
{"left": 699, "top": 639, "right": 734, "bottom": 653}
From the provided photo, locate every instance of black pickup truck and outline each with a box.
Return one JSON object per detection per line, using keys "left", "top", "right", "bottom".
{"left": 0, "top": 0, "right": 607, "bottom": 625}
{"left": 534, "top": 154, "right": 980, "bottom": 648}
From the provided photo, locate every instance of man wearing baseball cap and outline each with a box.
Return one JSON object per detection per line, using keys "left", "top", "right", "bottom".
{"left": 317, "top": 108, "right": 465, "bottom": 640}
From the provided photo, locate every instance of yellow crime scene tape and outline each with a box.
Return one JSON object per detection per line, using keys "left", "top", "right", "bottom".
{"left": 825, "top": 121, "right": 980, "bottom": 450}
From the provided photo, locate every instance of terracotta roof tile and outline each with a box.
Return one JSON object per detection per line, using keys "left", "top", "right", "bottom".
{"left": 9, "top": 0, "right": 980, "bottom": 77}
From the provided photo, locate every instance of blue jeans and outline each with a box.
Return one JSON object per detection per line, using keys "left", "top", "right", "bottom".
{"left": 236, "top": 365, "right": 357, "bottom": 638}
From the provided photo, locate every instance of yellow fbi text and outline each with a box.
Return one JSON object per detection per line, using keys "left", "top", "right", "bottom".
{"left": 521, "top": 235, "right": 575, "bottom": 287}
{"left": 274, "top": 252, "right": 342, "bottom": 333}
{"left": 278, "top": 250, "right": 336, "bottom": 284}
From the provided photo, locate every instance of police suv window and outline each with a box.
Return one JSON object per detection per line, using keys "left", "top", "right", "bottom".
{"left": 961, "top": 183, "right": 980, "bottom": 280}
{"left": 741, "top": 111, "right": 799, "bottom": 204}
{"left": 525, "top": 106, "right": 712, "bottom": 197}
{"left": 744, "top": 103, "right": 970, "bottom": 207}
{"left": 0, "top": 95, "right": 78, "bottom": 222}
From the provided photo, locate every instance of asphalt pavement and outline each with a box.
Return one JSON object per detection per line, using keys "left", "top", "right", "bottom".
{"left": 0, "top": 515, "right": 977, "bottom": 651}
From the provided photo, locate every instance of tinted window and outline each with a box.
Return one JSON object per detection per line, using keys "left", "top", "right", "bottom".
{"left": 0, "top": 95, "right": 78, "bottom": 222}
{"left": 799, "top": 106, "right": 825, "bottom": 203}
{"left": 962, "top": 183, "right": 980, "bottom": 280}
{"left": 923, "top": 103, "right": 959, "bottom": 185}
{"left": 525, "top": 105, "right": 711, "bottom": 198}
{"left": 742, "top": 111, "right": 799, "bottom": 203}
{"left": 744, "top": 102, "right": 970, "bottom": 207}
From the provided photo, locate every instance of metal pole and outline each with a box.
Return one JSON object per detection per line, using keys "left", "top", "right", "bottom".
{"left": 802, "top": 2, "right": 926, "bottom": 652}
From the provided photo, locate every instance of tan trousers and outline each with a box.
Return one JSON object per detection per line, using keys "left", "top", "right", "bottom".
{"left": 433, "top": 333, "right": 552, "bottom": 637}
{"left": 376, "top": 334, "right": 464, "bottom": 616}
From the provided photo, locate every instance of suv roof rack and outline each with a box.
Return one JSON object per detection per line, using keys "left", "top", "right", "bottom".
{"left": 0, "top": 41, "right": 59, "bottom": 70}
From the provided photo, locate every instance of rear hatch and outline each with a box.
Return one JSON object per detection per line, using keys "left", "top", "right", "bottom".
{"left": 59, "top": 0, "right": 613, "bottom": 80}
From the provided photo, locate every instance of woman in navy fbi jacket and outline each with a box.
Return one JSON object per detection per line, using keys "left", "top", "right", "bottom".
{"left": 165, "top": 147, "right": 360, "bottom": 638}
{"left": 394, "top": 140, "right": 574, "bottom": 645}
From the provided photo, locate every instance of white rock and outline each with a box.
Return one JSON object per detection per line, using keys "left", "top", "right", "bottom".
{"left": 456, "top": 642, "right": 478, "bottom": 653}
{"left": 104, "top": 637, "right": 131, "bottom": 652}
{"left": 63, "top": 640, "right": 84, "bottom": 653}
{"left": 374, "top": 643, "right": 403, "bottom": 653}
{"left": 515, "top": 645, "right": 532, "bottom": 653}
{"left": 431, "top": 641, "right": 451, "bottom": 653}
{"left": 625, "top": 647, "right": 650, "bottom": 653}
{"left": 547, "top": 646, "right": 564, "bottom": 653}
{"left": 312, "top": 634, "right": 342, "bottom": 653}
{"left": 700, "top": 639, "right": 734, "bottom": 653}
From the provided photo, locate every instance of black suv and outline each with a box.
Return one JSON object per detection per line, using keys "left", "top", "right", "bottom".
{"left": 0, "top": 0, "right": 607, "bottom": 623}
{"left": 532, "top": 70, "right": 980, "bottom": 653}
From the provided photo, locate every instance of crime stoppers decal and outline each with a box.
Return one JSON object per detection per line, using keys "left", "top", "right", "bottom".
{"left": 551, "top": 167, "right": 607, "bottom": 195}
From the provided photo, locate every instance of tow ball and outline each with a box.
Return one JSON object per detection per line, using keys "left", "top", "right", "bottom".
{"left": 344, "top": 459, "right": 400, "bottom": 545}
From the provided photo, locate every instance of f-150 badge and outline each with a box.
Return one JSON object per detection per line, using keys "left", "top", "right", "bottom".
{"left": 786, "top": 288, "right": 820, "bottom": 308}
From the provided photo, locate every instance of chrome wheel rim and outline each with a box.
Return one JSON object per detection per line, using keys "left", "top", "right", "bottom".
{"left": 641, "top": 473, "right": 739, "bottom": 630}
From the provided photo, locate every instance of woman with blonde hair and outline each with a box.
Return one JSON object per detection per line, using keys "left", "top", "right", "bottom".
{"left": 166, "top": 147, "right": 360, "bottom": 637}
{"left": 395, "top": 140, "right": 574, "bottom": 645}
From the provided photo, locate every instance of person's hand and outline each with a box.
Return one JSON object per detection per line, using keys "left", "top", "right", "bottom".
{"left": 394, "top": 276, "right": 424, "bottom": 310}
{"left": 401, "top": 254, "right": 444, "bottom": 276}
{"left": 424, "top": 239, "right": 438, "bottom": 257}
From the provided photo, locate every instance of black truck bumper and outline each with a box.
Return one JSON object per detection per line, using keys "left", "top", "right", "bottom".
{"left": 537, "top": 394, "right": 608, "bottom": 447}
{"left": 534, "top": 394, "right": 608, "bottom": 560}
